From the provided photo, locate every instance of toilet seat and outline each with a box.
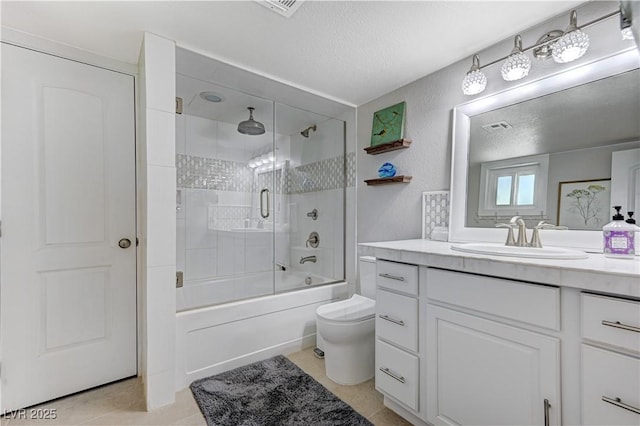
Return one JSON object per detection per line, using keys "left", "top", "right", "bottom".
{"left": 316, "top": 294, "right": 375, "bottom": 323}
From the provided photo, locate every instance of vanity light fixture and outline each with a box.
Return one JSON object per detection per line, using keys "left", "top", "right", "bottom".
{"left": 501, "top": 35, "right": 531, "bottom": 81}
{"left": 551, "top": 10, "right": 590, "bottom": 63}
{"left": 462, "top": 55, "right": 487, "bottom": 96}
{"left": 461, "top": 7, "right": 627, "bottom": 96}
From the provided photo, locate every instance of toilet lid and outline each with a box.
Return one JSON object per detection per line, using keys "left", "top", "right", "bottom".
{"left": 316, "top": 294, "right": 375, "bottom": 322}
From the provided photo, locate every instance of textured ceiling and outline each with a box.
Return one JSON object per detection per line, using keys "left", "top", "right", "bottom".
{"left": 0, "top": 1, "right": 585, "bottom": 106}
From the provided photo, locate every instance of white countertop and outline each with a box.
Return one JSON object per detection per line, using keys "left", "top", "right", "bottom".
{"left": 358, "top": 239, "right": 640, "bottom": 298}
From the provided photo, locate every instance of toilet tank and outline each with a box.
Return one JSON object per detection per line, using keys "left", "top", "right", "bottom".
{"left": 358, "top": 256, "right": 376, "bottom": 299}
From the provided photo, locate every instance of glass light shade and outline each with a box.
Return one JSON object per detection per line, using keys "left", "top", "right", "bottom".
{"left": 501, "top": 52, "right": 531, "bottom": 81}
{"left": 622, "top": 27, "right": 634, "bottom": 41}
{"left": 462, "top": 70, "right": 487, "bottom": 95}
{"left": 551, "top": 29, "right": 589, "bottom": 63}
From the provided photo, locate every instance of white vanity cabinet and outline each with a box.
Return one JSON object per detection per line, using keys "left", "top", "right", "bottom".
{"left": 580, "top": 293, "right": 640, "bottom": 425}
{"left": 360, "top": 239, "right": 640, "bottom": 426}
{"left": 425, "top": 268, "right": 561, "bottom": 426}
{"left": 374, "top": 260, "right": 421, "bottom": 412}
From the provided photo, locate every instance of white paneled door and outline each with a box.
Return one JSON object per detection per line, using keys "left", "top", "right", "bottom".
{"left": 1, "top": 44, "right": 137, "bottom": 411}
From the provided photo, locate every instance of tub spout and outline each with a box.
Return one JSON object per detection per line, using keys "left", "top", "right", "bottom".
{"left": 300, "top": 255, "right": 317, "bottom": 264}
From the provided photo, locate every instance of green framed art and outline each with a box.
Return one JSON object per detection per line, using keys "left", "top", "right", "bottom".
{"left": 370, "top": 101, "right": 406, "bottom": 147}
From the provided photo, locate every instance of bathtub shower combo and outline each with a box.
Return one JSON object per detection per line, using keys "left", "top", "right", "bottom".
{"left": 175, "top": 49, "right": 349, "bottom": 389}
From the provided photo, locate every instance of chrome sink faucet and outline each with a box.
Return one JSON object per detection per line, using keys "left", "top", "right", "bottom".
{"left": 495, "top": 222, "right": 517, "bottom": 246}
{"left": 300, "top": 255, "right": 317, "bottom": 264}
{"left": 497, "top": 217, "right": 568, "bottom": 247}
{"left": 511, "top": 216, "right": 528, "bottom": 247}
{"left": 495, "top": 216, "right": 528, "bottom": 246}
{"left": 530, "top": 221, "right": 568, "bottom": 248}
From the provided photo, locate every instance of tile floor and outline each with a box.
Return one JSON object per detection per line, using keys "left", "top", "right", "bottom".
{"left": 1, "top": 347, "right": 411, "bottom": 426}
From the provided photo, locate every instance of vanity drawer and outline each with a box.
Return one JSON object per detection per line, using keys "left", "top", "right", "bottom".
{"left": 582, "top": 344, "right": 640, "bottom": 425}
{"left": 426, "top": 268, "right": 560, "bottom": 330}
{"left": 582, "top": 293, "right": 640, "bottom": 353}
{"left": 376, "top": 260, "right": 418, "bottom": 296}
{"left": 375, "top": 339, "right": 419, "bottom": 411}
{"left": 376, "top": 288, "right": 418, "bottom": 352}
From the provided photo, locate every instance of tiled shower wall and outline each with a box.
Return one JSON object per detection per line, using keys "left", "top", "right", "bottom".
{"left": 176, "top": 113, "right": 352, "bottom": 286}
{"left": 177, "top": 153, "right": 355, "bottom": 195}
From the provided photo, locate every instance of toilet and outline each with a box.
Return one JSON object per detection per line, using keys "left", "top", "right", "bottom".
{"left": 316, "top": 256, "right": 376, "bottom": 385}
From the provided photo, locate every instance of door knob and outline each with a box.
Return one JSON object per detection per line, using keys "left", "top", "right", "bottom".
{"left": 118, "top": 238, "right": 132, "bottom": 249}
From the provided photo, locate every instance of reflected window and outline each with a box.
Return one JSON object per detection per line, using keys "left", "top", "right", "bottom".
{"left": 495, "top": 176, "right": 513, "bottom": 205}
{"left": 478, "top": 154, "right": 549, "bottom": 217}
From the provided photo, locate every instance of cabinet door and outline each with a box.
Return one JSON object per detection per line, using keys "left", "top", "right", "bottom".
{"left": 426, "top": 305, "right": 560, "bottom": 426}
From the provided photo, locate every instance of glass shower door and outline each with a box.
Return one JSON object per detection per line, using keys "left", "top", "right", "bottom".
{"left": 175, "top": 76, "right": 276, "bottom": 310}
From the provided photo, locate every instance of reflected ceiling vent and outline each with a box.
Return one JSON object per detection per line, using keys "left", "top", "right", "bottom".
{"left": 254, "top": 0, "right": 305, "bottom": 17}
{"left": 481, "top": 121, "right": 513, "bottom": 133}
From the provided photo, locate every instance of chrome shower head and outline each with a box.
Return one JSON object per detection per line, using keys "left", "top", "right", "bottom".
{"left": 238, "top": 107, "right": 266, "bottom": 136}
{"left": 301, "top": 125, "right": 317, "bottom": 138}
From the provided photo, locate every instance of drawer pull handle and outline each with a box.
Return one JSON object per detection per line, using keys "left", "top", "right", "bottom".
{"left": 379, "top": 367, "right": 405, "bottom": 384}
{"left": 602, "top": 396, "right": 640, "bottom": 415}
{"left": 378, "top": 314, "right": 405, "bottom": 326}
{"left": 379, "top": 273, "right": 405, "bottom": 281}
{"left": 601, "top": 320, "right": 640, "bottom": 333}
{"left": 543, "top": 399, "right": 551, "bottom": 426}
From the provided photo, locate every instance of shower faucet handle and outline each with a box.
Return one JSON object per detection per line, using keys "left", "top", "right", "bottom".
{"left": 306, "top": 231, "right": 319, "bottom": 248}
{"left": 306, "top": 209, "right": 318, "bottom": 220}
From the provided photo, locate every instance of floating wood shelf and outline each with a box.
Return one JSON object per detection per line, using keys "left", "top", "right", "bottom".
{"left": 364, "top": 139, "right": 412, "bottom": 155}
{"left": 364, "top": 175, "right": 412, "bottom": 186}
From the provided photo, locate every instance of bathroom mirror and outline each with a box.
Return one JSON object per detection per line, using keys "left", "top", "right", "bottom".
{"left": 450, "top": 48, "right": 640, "bottom": 250}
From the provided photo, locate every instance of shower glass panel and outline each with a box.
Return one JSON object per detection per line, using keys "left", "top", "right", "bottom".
{"left": 175, "top": 76, "right": 346, "bottom": 311}
{"left": 175, "top": 77, "right": 276, "bottom": 311}
{"left": 274, "top": 104, "right": 345, "bottom": 293}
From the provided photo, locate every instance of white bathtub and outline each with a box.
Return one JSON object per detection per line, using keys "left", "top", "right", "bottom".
{"left": 176, "top": 270, "right": 337, "bottom": 312}
{"left": 175, "top": 278, "right": 347, "bottom": 390}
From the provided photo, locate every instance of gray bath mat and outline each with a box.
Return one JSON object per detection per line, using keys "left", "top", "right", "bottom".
{"left": 190, "top": 355, "right": 373, "bottom": 426}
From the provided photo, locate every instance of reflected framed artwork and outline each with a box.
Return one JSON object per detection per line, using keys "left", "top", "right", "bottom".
{"left": 370, "top": 101, "right": 406, "bottom": 146}
{"left": 557, "top": 179, "right": 611, "bottom": 230}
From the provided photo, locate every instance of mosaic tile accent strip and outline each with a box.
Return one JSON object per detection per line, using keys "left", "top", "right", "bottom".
{"left": 177, "top": 152, "right": 356, "bottom": 194}
{"left": 422, "top": 191, "right": 450, "bottom": 239}
{"left": 255, "top": 168, "right": 286, "bottom": 195}
{"left": 176, "top": 155, "right": 254, "bottom": 192}
{"left": 346, "top": 152, "right": 356, "bottom": 188}
{"left": 287, "top": 154, "right": 352, "bottom": 194}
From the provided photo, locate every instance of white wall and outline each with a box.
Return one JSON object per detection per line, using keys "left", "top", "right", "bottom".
{"left": 138, "top": 33, "right": 177, "bottom": 410}
{"left": 356, "top": 1, "right": 637, "bottom": 243}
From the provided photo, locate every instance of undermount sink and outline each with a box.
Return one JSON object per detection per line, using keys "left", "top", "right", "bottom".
{"left": 450, "top": 242, "right": 589, "bottom": 260}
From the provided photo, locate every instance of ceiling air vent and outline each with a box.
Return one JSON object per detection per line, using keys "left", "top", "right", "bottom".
{"left": 481, "top": 121, "right": 513, "bottom": 133}
{"left": 254, "top": 0, "right": 305, "bottom": 17}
